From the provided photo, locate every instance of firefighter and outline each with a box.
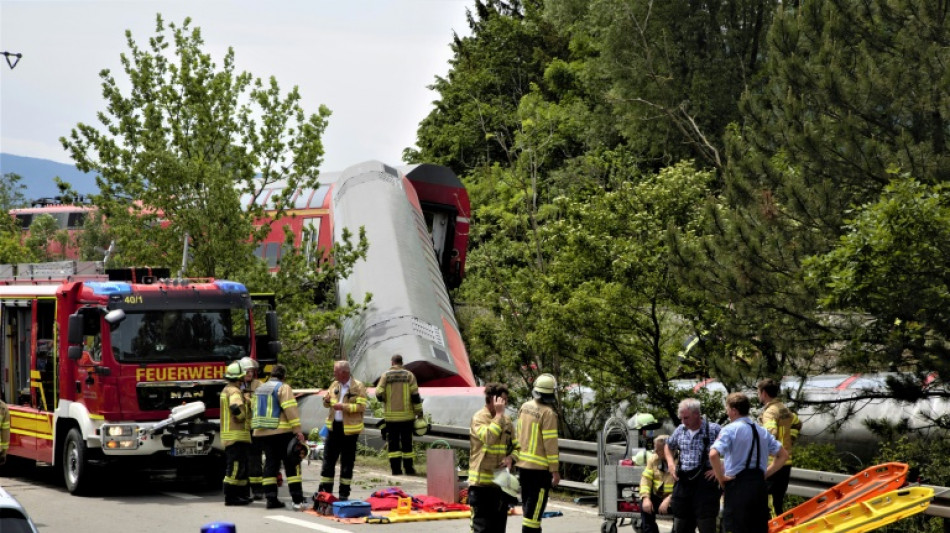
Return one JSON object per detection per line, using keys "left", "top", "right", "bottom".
{"left": 319, "top": 360, "right": 368, "bottom": 501}
{"left": 220, "top": 362, "right": 252, "bottom": 506}
{"left": 251, "top": 364, "right": 307, "bottom": 510}
{"left": 665, "top": 398, "right": 722, "bottom": 533}
{"left": 515, "top": 373, "right": 561, "bottom": 533}
{"left": 757, "top": 378, "right": 802, "bottom": 515}
{"left": 375, "top": 354, "right": 424, "bottom": 475}
{"left": 239, "top": 356, "right": 265, "bottom": 500}
{"left": 0, "top": 398, "right": 10, "bottom": 464}
{"left": 468, "top": 382, "right": 518, "bottom": 533}
{"left": 639, "top": 434, "right": 675, "bottom": 533}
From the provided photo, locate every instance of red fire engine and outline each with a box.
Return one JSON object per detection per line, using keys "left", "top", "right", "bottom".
{"left": 0, "top": 261, "right": 280, "bottom": 494}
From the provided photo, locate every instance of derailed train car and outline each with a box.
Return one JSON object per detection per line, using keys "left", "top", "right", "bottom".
{"left": 251, "top": 160, "right": 475, "bottom": 387}
{"left": 329, "top": 161, "right": 476, "bottom": 387}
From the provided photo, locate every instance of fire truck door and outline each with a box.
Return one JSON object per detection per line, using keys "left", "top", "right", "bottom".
{"left": 77, "top": 332, "right": 107, "bottom": 415}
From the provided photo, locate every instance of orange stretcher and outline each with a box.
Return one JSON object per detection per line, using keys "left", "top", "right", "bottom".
{"left": 784, "top": 487, "right": 934, "bottom": 533}
{"left": 769, "top": 462, "right": 909, "bottom": 533}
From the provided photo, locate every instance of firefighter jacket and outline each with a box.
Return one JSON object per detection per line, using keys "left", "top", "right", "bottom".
{"left": 468, "top": 406, "right": 518, "bottom": 485}
{"left": 251, "top": 379, "right": 302, "bottom": 438}
{"left": 759, "top": 399, "right": 802, "bottom": 465}
{"left": 375, "top": 365, "right": 423, "bottom": 422}
{"left": 220, "top": 382, "right": 251, "bottom": 446}
{"left": 324, "top": 377, "right": 368, "bottom": 435}
{"left": 514, "top": 399, "right": 559, "bottom": 472}
{"left": 639, "top": 452, "right": 674, "bottom": 499}
{"left": 0, "top": 400, "right": 9, "bottom": 452}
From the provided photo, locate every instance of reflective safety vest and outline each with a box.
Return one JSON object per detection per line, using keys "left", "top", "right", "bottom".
{"left": 759, "top": 399, "right": 802, "bottom": 465}
{"left": 220, "top": 383, "right": 251, "bottom": 445}
{"left": 468, "top": 406, "right": 517, "bottom": 485}
{"left": 639, "top": 452, "right": 674, "bottom": 498}
{"left": 252, "top": 380, "right": 283, "bottom": 430}
{"left": 514, "top": 399, "right": 559, "bottom": 472}
{"left": 375, "top": 366, "right": 423, "bottom": 422}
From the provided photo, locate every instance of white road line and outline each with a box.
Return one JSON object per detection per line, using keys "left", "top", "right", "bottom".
{"left": 161, "top": 492, "right": 202, "bottom": 500}
{"left": 548, "top": 502, "right": 599, "bottom": 515}
{"left": 266, "top": 515, "right": 352, "bottom": 532}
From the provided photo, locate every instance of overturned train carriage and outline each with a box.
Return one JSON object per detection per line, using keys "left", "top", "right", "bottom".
{"left": 330, "top": 161, "right": 475, "bottom": 387}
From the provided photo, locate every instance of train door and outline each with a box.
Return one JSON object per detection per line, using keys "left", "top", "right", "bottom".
{"left": 424, "top": 210, "right": 451, "bottom": 267}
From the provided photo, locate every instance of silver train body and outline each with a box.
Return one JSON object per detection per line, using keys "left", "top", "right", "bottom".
{"left": 331, "top": 161, "right": 476, "bottom": 387}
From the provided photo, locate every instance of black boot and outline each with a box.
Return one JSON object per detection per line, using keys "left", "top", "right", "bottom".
{"left": 403, "top": 458, "right": 416, "bottom": 476}
{"left": 266, "top": 498, "right": 286, "bottom": 509}
{"left": 390, "top": 458, "right": 403, "bottom": 476}
{"left": 224, "top": 485, "right": 252, "bottom": 506}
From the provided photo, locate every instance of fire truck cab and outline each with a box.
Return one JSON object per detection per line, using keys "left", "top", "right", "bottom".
{"left": 0, "top": 261, "right": 280, "bottom": 494}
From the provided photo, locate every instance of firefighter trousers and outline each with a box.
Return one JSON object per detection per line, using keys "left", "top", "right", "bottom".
{"left": 519, "top": 468, "right": 552, "bottom": 532}
{"left": 319, "top": 421, "right": 358, "bottom": 499}
{"left": 259, "top": 432, "right": 304, "bottom": 504}
{"left": 468, "top": 484, "right": 510, "bottom": 533}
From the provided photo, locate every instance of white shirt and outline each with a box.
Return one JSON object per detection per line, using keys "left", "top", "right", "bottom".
{"left": 334, "top": 378, "right": 351, "bottom": 422}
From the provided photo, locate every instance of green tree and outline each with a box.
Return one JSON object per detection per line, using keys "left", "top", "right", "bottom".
{"left": 407, "top": 0, "right": 570, "bottom": 175}
{"left": 0, "top": 172, "right": 28, "bottom": 211}
{"left": 805, "top": 177, "right": 950, "bottom": 398}
{"left": 677, "top": 0, "right": 950, "bottom": 383}
{"left": 25, "top": 213, "right": 69, "bottom": 261}
{"left": 546, "top": 0, "right": 777, "bottom": 170}
{"left": 61, "top": 15, "right": 331, "bottom": 278}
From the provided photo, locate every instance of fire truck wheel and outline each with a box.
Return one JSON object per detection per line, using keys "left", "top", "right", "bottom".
{"left": 63, "top": 428, "right": 90, "bottom": 494}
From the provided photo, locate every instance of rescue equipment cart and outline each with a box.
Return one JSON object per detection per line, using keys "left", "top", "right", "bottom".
{"left": 598, "top": 417, "right": 645, "bottom": 533}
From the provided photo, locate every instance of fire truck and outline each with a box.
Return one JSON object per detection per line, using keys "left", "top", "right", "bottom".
{"left": 0, "top": 261, "right": 280, "bottom": 494}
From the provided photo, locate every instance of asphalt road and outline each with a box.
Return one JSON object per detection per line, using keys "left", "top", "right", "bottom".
{"left": 1, "top": 457, "right": 641, "bottom": 533}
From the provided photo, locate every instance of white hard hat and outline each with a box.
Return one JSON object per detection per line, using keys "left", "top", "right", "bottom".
{"left": 493, "top": 468, "right": 520, "bottom": 498}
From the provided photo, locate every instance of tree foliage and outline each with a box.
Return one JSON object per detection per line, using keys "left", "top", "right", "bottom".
{"left": 61, "top": 14, "right": 331, "bottom": 278}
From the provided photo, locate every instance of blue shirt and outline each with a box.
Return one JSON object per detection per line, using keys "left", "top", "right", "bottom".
{"left": 667, "top": 419, "right": 722, "bottom": 471}
{"left": 710, "top": 416, "right": 783, "bottom": 477}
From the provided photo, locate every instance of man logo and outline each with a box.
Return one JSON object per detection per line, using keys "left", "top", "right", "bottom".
{"left": 170, "top": 390, "right": 203, "bottom": 399}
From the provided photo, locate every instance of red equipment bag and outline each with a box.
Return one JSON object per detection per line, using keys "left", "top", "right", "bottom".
{"left": 312, "top": 491, "right": 338, "bottom": 515}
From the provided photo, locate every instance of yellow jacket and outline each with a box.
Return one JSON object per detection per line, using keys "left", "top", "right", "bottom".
{"left": 639, "top": 452, "right": 674, "bottom": 499}
{"left": 220, "top": 382, "right": 251, "bottom": 446}
{"left": 375, "top": 365, "right": 423, "bottom": 422}
{"left": 514, "top": 399, "right": 559, "bottom": 472}
{"left": 252, "top": 379, "right": 302, "bottom": 437}
{"left": 759, "top": 399, "right": 802, "bottom": 465}
{"left": 468, "top": 406, "right": 517, "bottom": 485}
{"left": 324, "top": 378, "right": 369, "bottom": 435}
{"left": 0, "top": 401, "right": 10, "bottom": 452}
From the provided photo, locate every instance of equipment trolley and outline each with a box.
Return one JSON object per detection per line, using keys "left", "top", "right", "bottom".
{"left": 598, "top": 417, "right": 644, "bottom": 533}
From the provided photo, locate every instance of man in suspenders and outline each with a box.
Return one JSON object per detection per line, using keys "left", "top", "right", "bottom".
{"left": 710, "top": 392, "right": 788, "bottom": 533}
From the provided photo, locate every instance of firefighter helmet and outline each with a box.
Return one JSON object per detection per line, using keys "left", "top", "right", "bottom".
{"left": 287, "top": 438, "right": 308, "bottom": 462}
{"left": 493, "top": 467, "right": 520, "bottom": 499}
{"left": 238, "top": 356, "right": 259, "bottom": 372}
{"left": 413, "top": 417, "right": 430, "bottom": 436}
{"left": 630, "top": 412, "right": 660, "bottom": 430}
{"left": 225, "top": 362, "right": 245, "bottom": 380}
{"left": 532, "top": 373, "right": 557, "bottom": 395}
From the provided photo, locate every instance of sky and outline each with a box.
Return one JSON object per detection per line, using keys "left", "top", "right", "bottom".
{"left": 0, "top": 0, "right": 473, "bottom": 172}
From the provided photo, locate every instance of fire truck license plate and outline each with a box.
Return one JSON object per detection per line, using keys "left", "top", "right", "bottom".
{"left": 173, "top": 443, "right": 210, "bottom": 456}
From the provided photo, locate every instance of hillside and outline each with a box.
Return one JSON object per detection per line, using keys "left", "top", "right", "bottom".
{"left": 0, "top": 153, "right": 99, "bottom": 203}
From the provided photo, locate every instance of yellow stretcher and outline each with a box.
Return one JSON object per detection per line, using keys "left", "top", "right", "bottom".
{"left": 365, "top": 511, "right": 471, "bottom": 524}
{"left": 786, "top": 487, "right": 934, "bottom": 533}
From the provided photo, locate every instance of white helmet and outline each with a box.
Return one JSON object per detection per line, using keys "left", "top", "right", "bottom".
{"left": 533, "top": 373, "right": 557, "bottom": 395}
{"left": 238, "top": 357, "right": 259, "bottom": 373}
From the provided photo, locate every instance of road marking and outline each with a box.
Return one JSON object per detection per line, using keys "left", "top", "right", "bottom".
{"left": 266, "top": 515, "right": 351, "bottom": 532}
{"left": 162, "top": 492, "right": 202, "bottom": 500}
{"left": 548, "top": 502, "right": 598, "bottom": 515}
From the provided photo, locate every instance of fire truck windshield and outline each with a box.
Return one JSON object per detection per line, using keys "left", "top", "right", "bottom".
{"left": 109, "top": 308, "right": 250, "bottom": 362}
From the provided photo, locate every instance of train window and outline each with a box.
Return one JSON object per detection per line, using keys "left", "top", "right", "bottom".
{"left": 295, "top": 189, "right": 314, "bottom": 209}
{"left": 254, "top": 243, "right": 265, "bottom": 259}
{"left": 265, "top": 242, "right": 281, "bottom": 268}
{"left": 302, "top": 218, "right": 321, "bottom": 262}
{"left": 67, "top": 211, "right": 87, "bottom": 228}
{"left": 309, "top": 185, "right": 330, "bottom": 208}
{"left": 13, "top": 213, "right": 32, "bottom": 229}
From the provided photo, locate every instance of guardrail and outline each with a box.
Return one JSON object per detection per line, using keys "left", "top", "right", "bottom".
{"left": 363, "top": 417, "right": 950, "bottom": 520}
